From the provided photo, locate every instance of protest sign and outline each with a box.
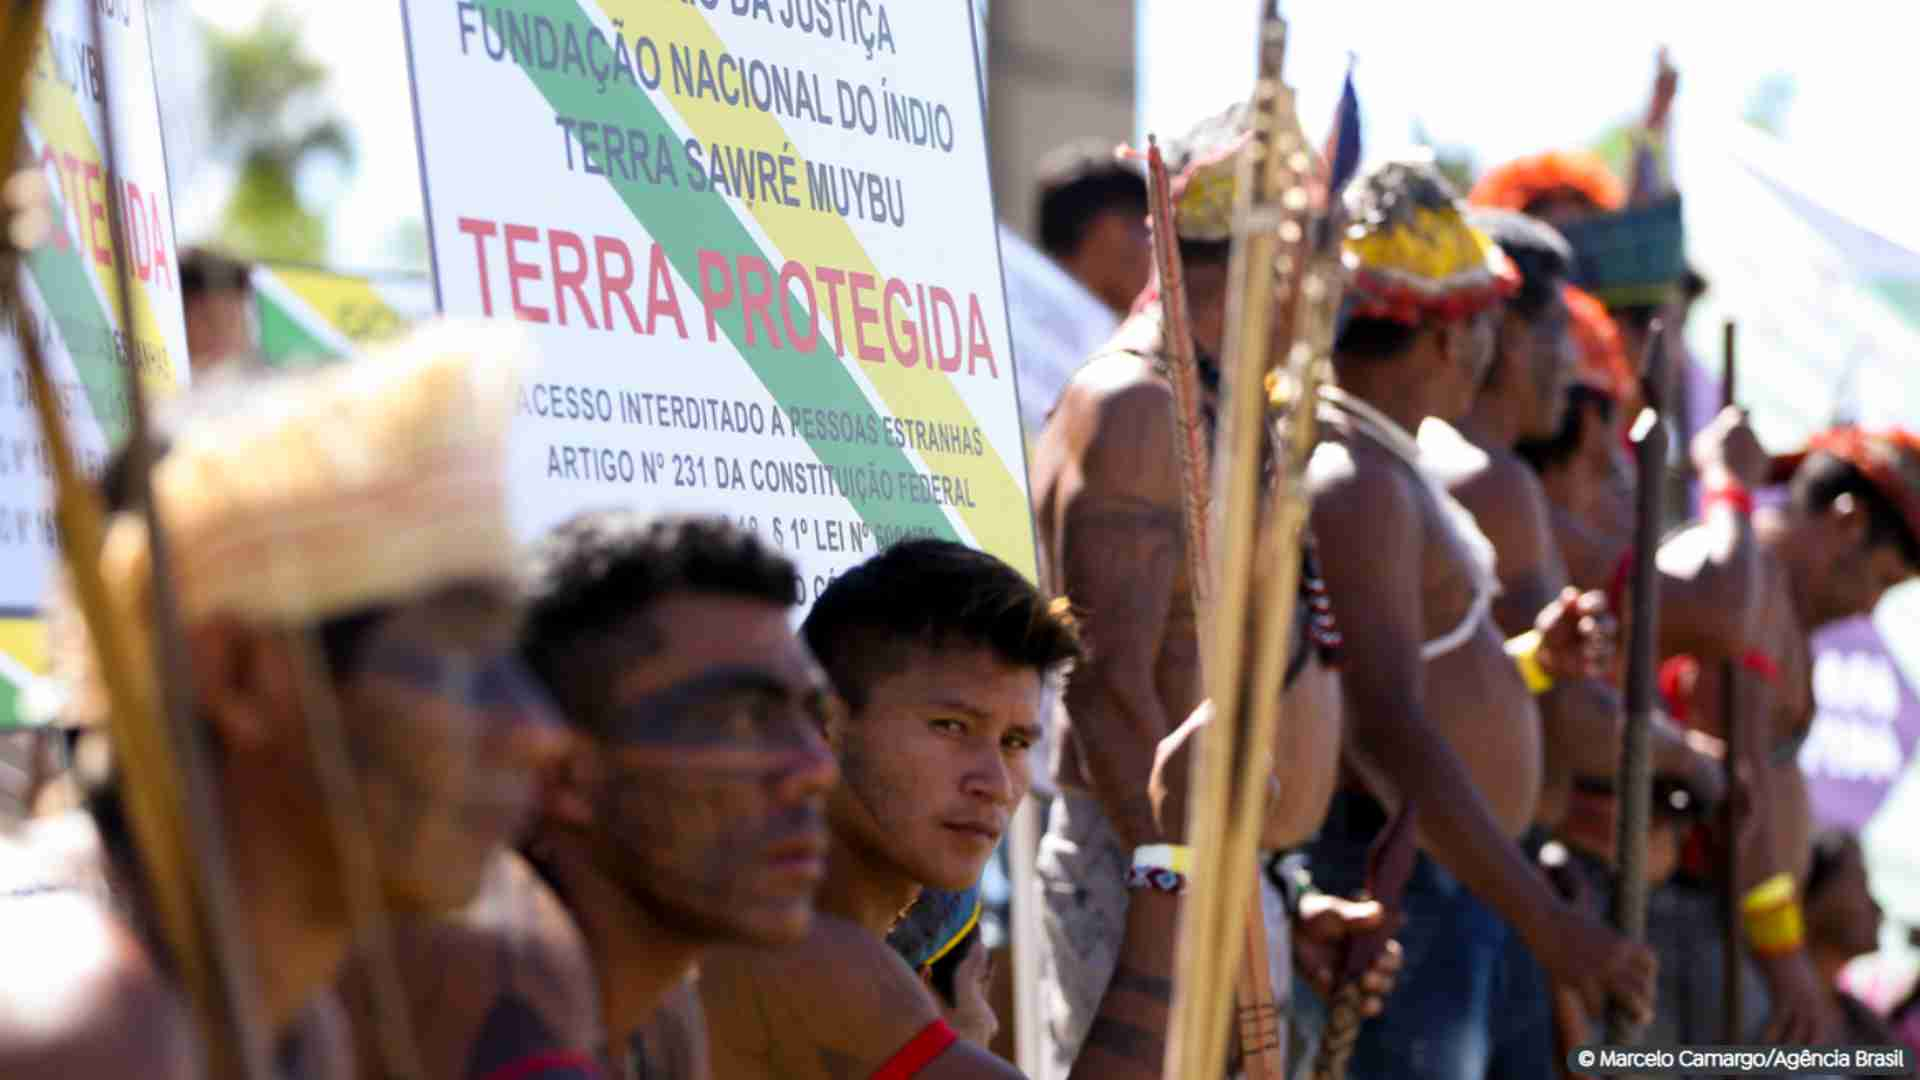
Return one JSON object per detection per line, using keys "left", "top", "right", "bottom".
{"left": 0, "top": 0, "right": 189, "bottom": 728}
{"left": 399, "top": 0, "right": 1036, "bottom": 600}
{"left": 252, "top": 264, "right": 434, "bottom": 367}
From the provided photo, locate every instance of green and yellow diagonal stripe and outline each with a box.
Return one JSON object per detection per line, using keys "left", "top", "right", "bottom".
{"left": 253, "top": 265, "right": 433, "bottom": 367}
{"left": 410, "top": 0, "right": 1036, "bottom": 581}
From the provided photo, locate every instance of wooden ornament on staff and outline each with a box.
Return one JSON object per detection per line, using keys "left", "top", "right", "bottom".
{"left": 1159, "top": 4, "right": 1348, "bottom": 1077}
{"left": 1607, "top": 322, "right": 1669, "bottom": 1045}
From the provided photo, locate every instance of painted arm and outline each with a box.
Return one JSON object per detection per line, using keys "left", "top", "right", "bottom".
{"left": 1054, "top": 379, "right": 1186, "bottom": 848}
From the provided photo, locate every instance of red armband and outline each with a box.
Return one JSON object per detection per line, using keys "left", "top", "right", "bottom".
{"left": 1659, "top": 655, "right": 1699, "bottom": 725}
{"left": 474, "top": 1051, "right": 605, "bottom": 1080}
{"left": 1703, "top": 479, "right": 1754, "bottom": 517}
{"left": 871, "top": 1019, "right": 958, "bottom": 1080}
{"left": 1740, "top": 649, "right": 1780, "bottom": 683}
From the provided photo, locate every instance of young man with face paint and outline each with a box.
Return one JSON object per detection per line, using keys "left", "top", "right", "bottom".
{"left": 698, "top": 539, "right": 1077, "bottom": 1078}
{"left": 0, "top": 328, "right": 570, "bottom": 1078}
{"left": 701, "top": 538, "right": 1397, "bottom": 1079}
{"left": 341, "top": 510, "right": 844, "bottom": 1080}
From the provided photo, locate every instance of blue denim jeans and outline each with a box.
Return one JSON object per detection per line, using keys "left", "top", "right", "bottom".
{"left": 1289, "top": 793, "right": 1554, "bottom": 1080}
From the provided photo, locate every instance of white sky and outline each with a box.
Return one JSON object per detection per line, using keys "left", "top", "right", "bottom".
{"left": 1140, "top": 0, "right": 1920, "bottom": 187}
{"left": 169, "top": 0, "right": 1920, "bottom": 270}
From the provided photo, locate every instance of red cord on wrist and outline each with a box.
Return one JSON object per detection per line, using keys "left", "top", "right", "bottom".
{"left": 1703, "top": 480, "right": 1754, "bottom": 517}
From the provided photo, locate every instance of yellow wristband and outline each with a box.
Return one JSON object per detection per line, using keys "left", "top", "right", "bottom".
{"left": 1742, "top": 872, "right": 1796, "bottom": 914}
{"left": 1506, "top": 630, "right": 1555, "bottom": 695}
{"left": 1742, "top": 873, "right": 1805, "bottom": 956}
{"left": 1133, "top": 844, "right": 1193, "bottom": 876}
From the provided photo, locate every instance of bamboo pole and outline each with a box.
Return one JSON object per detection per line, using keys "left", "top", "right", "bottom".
{"left": 1162, "top": 5, "right": 1343, "bottom": 1076}
{"left": 1145, "top": 119, "right": 1282, "bottom": 1080}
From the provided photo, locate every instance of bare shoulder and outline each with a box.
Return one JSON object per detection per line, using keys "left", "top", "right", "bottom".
{"left": 1308, "top": 434, "right": 1420, "bottom": 532}
{"left": 1452, "top": 448, "right": 1556, "bottom": 569}
{"left": 462, "top": 850, "right": 599, "bottom": 1020}
{"left": 701, "top": 913, "right": 943, "bottom": 1080}
{"left": 337, "top": 851, "right": 601, "bottom": 1080}
{"left": 0, "top": 890, "right": 197, "bottom": 1079}
{"left": 1452, "top": 446, "right": 1548, "bottom": 518}
{"left": 1060, "top": 355, "right": 1177, "bottom": 469}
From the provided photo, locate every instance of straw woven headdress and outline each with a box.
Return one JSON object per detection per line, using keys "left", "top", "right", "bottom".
{"left": 41, "top": 320, "right": 531, "bottom": 728}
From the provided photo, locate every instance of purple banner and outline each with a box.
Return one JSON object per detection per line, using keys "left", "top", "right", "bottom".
{"left": 1801, "top": 616, "right": 1920, "bottom": 831}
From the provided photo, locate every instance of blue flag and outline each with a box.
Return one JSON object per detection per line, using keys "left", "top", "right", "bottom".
{"left": 1325, "top": 63, "right": 1362, "bottom": 201}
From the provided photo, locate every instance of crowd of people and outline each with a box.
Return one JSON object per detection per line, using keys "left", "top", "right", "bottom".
{"left": 1, "top": 34, "right": 1919, "bottom": 1080}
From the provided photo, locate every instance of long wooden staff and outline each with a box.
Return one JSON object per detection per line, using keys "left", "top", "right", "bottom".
{"left": 1718, "top": 319, "right": 1744, "bottom": 1048}
{"left": 1607, "top": 323, "right": 1670, "bottom": 1044}
{"left": 1143, "top": 135, "right": 1213, "bottom": 615}
{"left": 1, "top": 5, "right": 273, "bottom": 1074}
{"left": 1145, "top": 121, "right": 1283, "bottom": 1080}
{"left": 1163, "top": 5, "right": 1345, "bottom": 1076}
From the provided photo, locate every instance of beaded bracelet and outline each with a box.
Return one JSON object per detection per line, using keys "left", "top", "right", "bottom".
{"left": 1126, "top": 865, "right": 1188, "bottom": 895}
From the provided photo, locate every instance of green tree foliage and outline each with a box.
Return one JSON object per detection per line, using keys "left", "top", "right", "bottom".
{"left": 201, "top": 6, "right": 353, "bottom": 264}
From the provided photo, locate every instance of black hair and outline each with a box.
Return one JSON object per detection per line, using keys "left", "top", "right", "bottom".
{"left": 1333, "top": 315, "right": 1420, "bottom": 362}
{"left": 1516, "top": 384, "right": 1616, "bottom": 475}
{"left": 1805, "top": 828, "right": 1857, "bottom": 904}
{"left": 1469, "top": 208, "right": 1572, "bottom": 320}
{"left": 926, "top": 923, "right": 981, "bottom": 1007}
{"left": 1790, "top": 453, "right": 1920, "bottom": 568}
{"left": 1034, "top": 140, "right": 1147, "bottom": 261}
{"left": 1610, "top": 303, "right": 1661, "bottom": 336}
{"left": 178, "top": 247, "right": 252, "bottom": 300}
{"left": 800, "top": 539, "right": 1081, "bottom": 711}
{"left": 1682, "top": 265, "right": 1709, "bottom": 303}
{"left": 1178, "top": 237, "right": 1233, "bottom": 269}
{"left": 519, "top": 511, "right": 799, "bottom": 730}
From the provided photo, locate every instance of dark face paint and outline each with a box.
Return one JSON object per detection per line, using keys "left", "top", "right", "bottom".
{"left": 334, "top": 581, "right": 565, "bottom": 913}
{"left": 587, "top": 596, "right": 838, "bottom": 947}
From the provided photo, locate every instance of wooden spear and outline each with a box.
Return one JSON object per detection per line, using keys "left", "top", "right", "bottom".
{"left": 1607, "top": 323, "right": 1669, "bottom": 1044}
{"left": 1719, "top": 319, "right": 1744, "bottom": 1048}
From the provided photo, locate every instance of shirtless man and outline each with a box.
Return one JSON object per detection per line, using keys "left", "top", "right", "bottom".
{"left": 1424, "top": 215, "right": 1759, "bottom": 1066}
{"left": 0, "top": 328, "right": 569, "bottom": 1078}
{"left": 337, "top": 511, "right": 840, "bottom": 1078}
{"left": 1422, "top": 213, "right": 1743, "bottom": 830}
{"left": 1646, "top": 430, "right": 1920, "bottom": 1047}
{"left": 701, "top": 539, "right": 1390, "bottom": 1078}
{"left": 1028, "top": 103, "right": 1351, "bottom": 1076}
{"left": 1295, "top": 160, "right": 1657, "bottom": 1080}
